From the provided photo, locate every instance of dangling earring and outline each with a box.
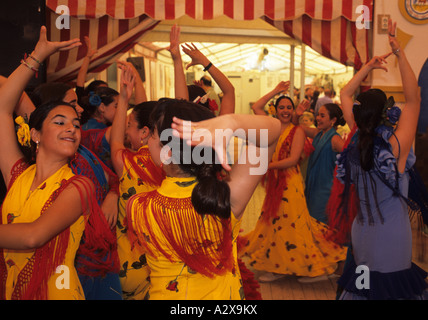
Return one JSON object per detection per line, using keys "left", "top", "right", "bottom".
{"left": 35, "top": 141, "right": 39, "bottom": 154}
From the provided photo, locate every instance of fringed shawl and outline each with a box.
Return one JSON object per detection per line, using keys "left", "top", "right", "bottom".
{"left": 261, "top": 125, "right": 313, "bottom": 223}
{"left": 326, "top": 125, "right": 359, "bottom": 244}
{"left": 120, "top": 146, "right": 165, "bottom": 188}
{"left": 126, "top": 177, "right": 233, "bottom": 278}
{"left": 70, "top": 145, "right": 120, "bottom": 278}
{"left": 0, "top": 159, "right": 118, "bottom": 300}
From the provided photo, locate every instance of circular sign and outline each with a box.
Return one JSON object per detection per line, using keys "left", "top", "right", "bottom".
{"left": 399, "top": 0, "right": 428, "bottom": 24}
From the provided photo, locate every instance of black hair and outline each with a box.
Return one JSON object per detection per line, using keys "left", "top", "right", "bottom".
{"left": 80, "top": 86, "right": 119, "bottom": 124}
{"left": 353, "top": 88, "right": 387, "bottom": 171}
{"left": 187, "top": 85, "right": 210, "bottom": 110}
{"left": 274, "top": 95, "right": 295, "bottom": 110}
{"left": 132, "top": 101, "right": 158, "bottom": 130}
{"left": 200, "top": 76, "right": 212, "bottom": 87}
{"left": 310, "top": 90, "right": 320, "bottom": 110}
{"left": 82, "top": 80, "right": 108, "bottom": 97}
{"left": 30, "top": 82, "right": 72, "bottom": 108}
{"left": 323, "top": 103, "right": 346, "bottom": 127}
{"left": 150, "top": 98, "right": 231, "bottom": 219}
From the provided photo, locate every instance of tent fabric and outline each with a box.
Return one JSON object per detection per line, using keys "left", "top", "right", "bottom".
{"left": 46, "top": 0, "right": 372, "bottom": 21}
{"left": 45, "top": 0, "right": 373, "bottom": 83}
{"left": 46, "top": 12, "right": 159, "bottom": 83}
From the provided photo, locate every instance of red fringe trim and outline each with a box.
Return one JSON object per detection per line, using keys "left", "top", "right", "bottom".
{"left": 261, "top": 126, "right": 313, "bottom": 223}
{"left": 72, "top": 176, "right": 120, "bottom": 278}
{"left": 0, "top": 160, "right": 119, "bottom": 300}
{"left": 326, "top": 125, "right": 359, "bottom": 245}
{"left": 121, "top": 147, "right": 165, "bottom": 187}
{"left": 237, "top": 258, "right": 262, "bottom": 300}
{"left": 126, "top": 190, "right": 234, "bottom": 278}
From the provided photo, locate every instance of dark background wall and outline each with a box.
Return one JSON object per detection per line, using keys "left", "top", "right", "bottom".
{"left": 0, "top": 0, "right": 46, "bottom": 203}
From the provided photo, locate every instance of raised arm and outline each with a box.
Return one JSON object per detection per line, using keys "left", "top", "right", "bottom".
{"left": 110, "top": 65, "right": 135, "bottom": 176}
{"left": 117, "top": 60, "right": 148, "bottom": 104}
{"left": 76, "top": 36, "right": 97, "bottom": 88}
{"left": 181, "top": 43, "right": 235, "bottom": 115}
{"left": 168, "top": 24, "right": 188, "bottom": 100}
{"left": 0, "top": 75, "right": 35, "bottom": 119}
{"left": 0, "top": 26, "right": 81, "bottom": 186}
{"left": 171, "top": 114, "right": 281, "bottom": 219}
{"left": 340, "top": 54, "right": 390, "bottom": 129}
{"left": 251, "top": 81, "right": 290, "bottom": 115}
{"left": 387, "top": 20, "right": 421, "bottom": 171}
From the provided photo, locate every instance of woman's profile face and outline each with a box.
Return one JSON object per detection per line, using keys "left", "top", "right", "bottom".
{"left": 63, "top": 89, "right": 84, "bottom": 118}
{"left": 101, "top": 95, "right": 119, "bottom": 123}
{"left": 148, "top": 127, "right": 164, "bottom": 168}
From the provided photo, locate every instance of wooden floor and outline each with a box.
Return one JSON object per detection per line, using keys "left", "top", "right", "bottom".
{"left": 239, "top": 184, "right": 428, "bottom": 300}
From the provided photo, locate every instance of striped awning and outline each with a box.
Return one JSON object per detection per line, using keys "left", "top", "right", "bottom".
{"left": 45, "top": 0, "right": 373, "bottom": 83}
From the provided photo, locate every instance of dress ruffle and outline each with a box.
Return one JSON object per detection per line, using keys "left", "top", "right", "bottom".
{"left": 338, "top": 258, "right": 428, "bottom": 300}
{"left": 373, "top": 126, "right": 398, "bottom": 186}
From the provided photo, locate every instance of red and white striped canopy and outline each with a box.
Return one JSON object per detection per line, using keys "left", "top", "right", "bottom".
{"left": 46, "top": 0, "right": 371, "bottom": 20}
{"left": 45, "top": 0, "right": 373, "bottom": 83}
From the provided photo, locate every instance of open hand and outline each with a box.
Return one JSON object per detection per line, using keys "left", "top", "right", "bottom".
{"left": 182, "top": 43, "right": 210, "bottom": 70}
{"left": 387, "top": 19, "right": 400, "bottom": 54}
{"left": 167, "top": 24, "right": 181, "bottom": 59}
{"left": 273, "top": 81, "right": 290, "bottom": 95}
{"left": 171, "top": 116, "right": 234, "bottom": 171}
{"left": 295, "top": 99, "right": 310, "bottom": 117}
{"left": 367, "top": 54, "right": 391, "bottom": 72}
{"left": 33, "top": 26, "right": 81, "bottom": 61}
{"left": 84, "top": 36, "right": 98, "bottom": 59}
{"left": 119, "top": 65, "right": 135, "bottom": 101}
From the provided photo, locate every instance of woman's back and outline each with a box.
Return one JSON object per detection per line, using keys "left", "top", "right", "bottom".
{"left": 128, "top": 176, "right": 243, "bottom": 300}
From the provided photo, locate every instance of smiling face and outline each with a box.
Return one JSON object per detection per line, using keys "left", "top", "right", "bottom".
{"left": 275, "top": 98, "right": 294, "bottom": 124}
{"left": 32, "top": 105, "right": 81, "bottom": 159}
{"left": 316, "top": 105, "right": 335, "bottom": 131}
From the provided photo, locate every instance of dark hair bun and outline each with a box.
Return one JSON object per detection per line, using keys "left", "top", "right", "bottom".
{"left": 192, "top": 164, "right": 231, "bottom": 219}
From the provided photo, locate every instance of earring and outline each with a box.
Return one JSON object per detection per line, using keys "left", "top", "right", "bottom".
{"left": 35, "top": 141, "right": 39, "bottom": 154}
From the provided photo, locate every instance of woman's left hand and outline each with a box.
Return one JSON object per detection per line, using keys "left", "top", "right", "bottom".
{"left": 182, "top": 43, "right": 210, "bottom": 70}
{"left": 33, "top": 26, "right": 81, "bottom": 61}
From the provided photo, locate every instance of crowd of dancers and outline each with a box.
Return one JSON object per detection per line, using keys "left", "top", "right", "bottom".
{"left": 0, "top": 19, "right": 427, "bottom": 300}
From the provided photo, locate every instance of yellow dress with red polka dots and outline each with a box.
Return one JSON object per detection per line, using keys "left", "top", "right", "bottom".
{"left": 241, "top": 125, "right": 346, "bottom": 277}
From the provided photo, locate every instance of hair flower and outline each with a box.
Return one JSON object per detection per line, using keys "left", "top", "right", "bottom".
{"left": 89, "top": 91, "right": 102, "bottom": 106}
{"left": 15, "top": 116, "right": 31, "bottom": 147}
{"left": 381, "top": 96, "right": 401, "bottom": 127}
